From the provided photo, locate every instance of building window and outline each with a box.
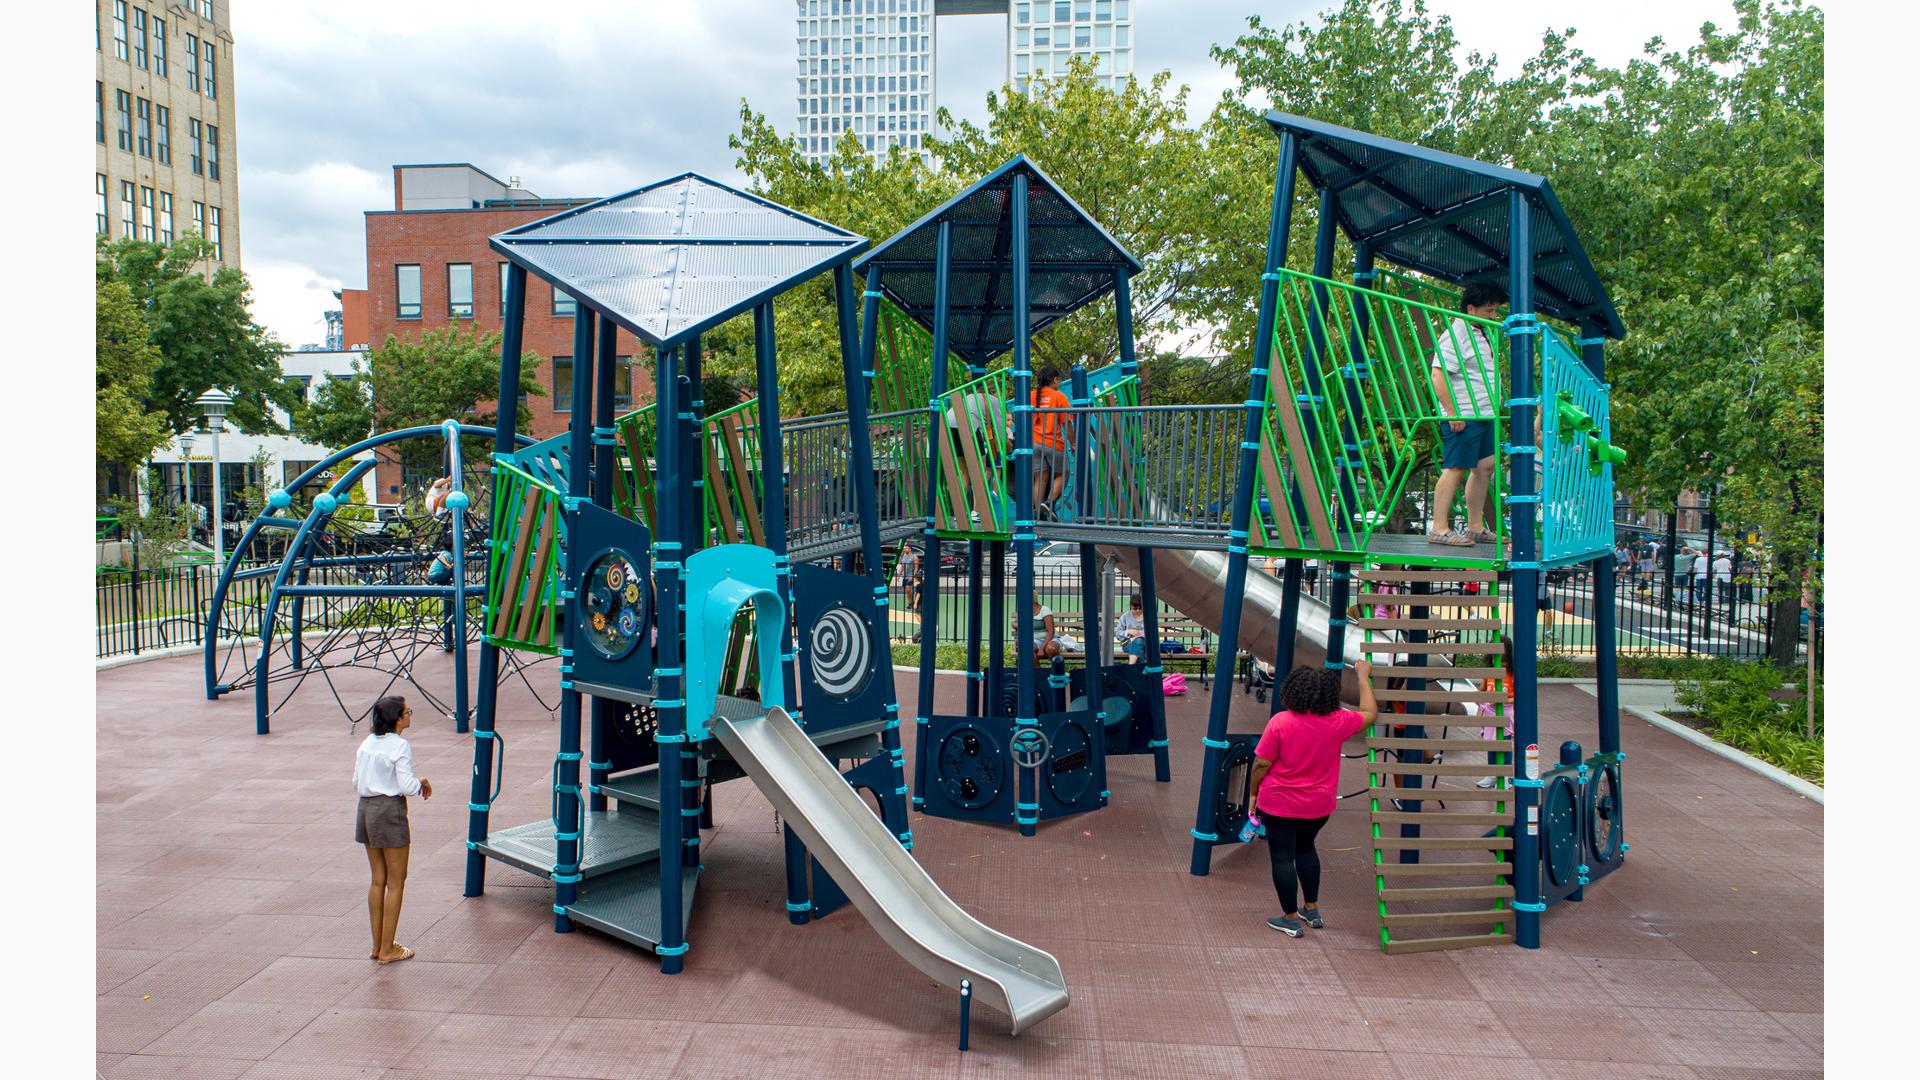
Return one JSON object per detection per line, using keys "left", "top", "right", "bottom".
{"left": 96, "top": 83, "right": 105, "bottom": 144}
{"left": 395, "top": 265, "right": 421, "bottom": 319}
{"left": 204, "top": 40, "right": 217, "bottom": 99}
{"left": 189, "top": 118, "right": 202, "bottom": 175}
{"left": 120, "top": 182, "right": 136, "bottom": 239}
{"left": 206, "top": 125, "right": 220, "bottom": 180}
{"left": 133, "top": 7, "right": 148, "bottom": 69}
{"left": 96, "top": 175, "right": 109, "bottom": 236}
{"left": 153, "top": 17, "right": 167, "bottom": 76}
{"left": 553, "top": 288, "right": 576, "bottom": 317}
{"left": 159, "top": 192, "right": 173, "bottom": 243}
{"left": 191, "top": 200, "right": 204, "bottom": 242}
{"left": 208, "top": 207, "right": 222, "bottom": 262}
{"left": 115, "top": 90, "right": 132, "bottom": 151}
{"left": 498, "top": 262, "right": 511, "bottom": 314}
{"left": 186, "top": 33, "right": 199, "bottom": 91}
{"left": 282, "top": 375, "right": 313, "bottom": 402}
{"left": 613, "top": 356, "right": 634, "bottom": 408}
{"left": 552, "top": 356, "right": 574, "bottom": 410}
{"left": 113, "top": 2, "right": 128, "bottom": 60}
{"left": 447, "top": 263, "right": 474, "bottom": 318}
{"left": 140, "top": 187, "right": 155, "bottom": 241}
{"left": 136, "top": 97, "right": 151, "bottom": 158}
{"left": 198, "top": 0, "right": 213, "bottom": 18}
{"left": 156, "top": 105, "right": 170, "bottom": 165}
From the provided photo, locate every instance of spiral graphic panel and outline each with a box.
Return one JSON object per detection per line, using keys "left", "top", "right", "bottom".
{"left": 793, "top": 562, "right": 889, "bottom": 729}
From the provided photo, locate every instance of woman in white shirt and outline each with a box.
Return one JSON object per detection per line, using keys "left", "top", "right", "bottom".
{"left": 356, "top": 695, "right": 431, "bottom": 964}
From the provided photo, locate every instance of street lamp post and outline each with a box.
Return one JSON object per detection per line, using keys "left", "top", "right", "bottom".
{"left": 178, "top": 430, "right": 196, "bottom": 520}
{"left": 197, "top": 390, "right": 233, "bottom": 569}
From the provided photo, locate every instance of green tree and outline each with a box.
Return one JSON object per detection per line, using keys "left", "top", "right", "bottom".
{"left": 96, "top": 278, "right": 172, "bottom": 467}
{"left": 95, "top": 233, "right": 295, "bottom": 434}
{"left": 302, "top": 325, "right": 545, "bottom": 480}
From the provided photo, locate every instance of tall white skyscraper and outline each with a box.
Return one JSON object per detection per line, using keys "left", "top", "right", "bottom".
{"left": 795, "top": 1, "right": 1136, "bottom": 166}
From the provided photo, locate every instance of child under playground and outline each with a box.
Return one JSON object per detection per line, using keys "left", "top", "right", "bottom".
{"left": 354, "top": 695, "right": 432, "bottom": 965}
{"left": 1115, "top": 593, "right": 1147, "bottom": 663}
{"left": 1246, "top": 661, "right": 1380, "bottom": 937}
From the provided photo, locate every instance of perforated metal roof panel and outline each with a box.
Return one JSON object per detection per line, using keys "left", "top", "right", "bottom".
{"left": 491, "top": 174, "right": 867, "bottom": 350}
{"left": 1266, "top": 111, "right": 1625, "bottom": 340}
{"left": 853, "top": 156, "right": 1143, "bottom": 365}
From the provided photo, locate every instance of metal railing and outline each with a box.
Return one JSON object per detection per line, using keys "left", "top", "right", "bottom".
{"left": 1040, "top": 403, "right": 1245, "bottom": 542}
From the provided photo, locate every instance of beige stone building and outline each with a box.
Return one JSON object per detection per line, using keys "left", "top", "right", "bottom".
{"left": 95, "top": 1, "right": 240, "bottom": 268}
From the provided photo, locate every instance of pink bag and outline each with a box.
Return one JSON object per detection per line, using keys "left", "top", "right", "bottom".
{"left": 1161, "top": 673, "right": 1188, "bottom": 696}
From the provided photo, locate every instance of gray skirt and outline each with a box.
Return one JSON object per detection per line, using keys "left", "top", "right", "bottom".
{"left": 355, "top": 794, "right": 410, "bottom": 848}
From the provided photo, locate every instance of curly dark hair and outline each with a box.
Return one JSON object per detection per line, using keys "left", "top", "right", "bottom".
{"left": 1278, "top": 665, "right": 1342, "bottom": 716}
{"left": 1462, "top": 281, "right": 1508, "bottom": 311}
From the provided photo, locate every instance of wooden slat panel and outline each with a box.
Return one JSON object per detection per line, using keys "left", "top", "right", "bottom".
{"left": 1358, "top": 617, "right": 1501, "bottom": 631}
{"left": 1370, "top": 666, "right": 1504, "bottom": 681}
{"left": 493, "top": 485, "right": 541, "bottom": 640}
{"left": 1359, "top": 592, "right": 1499, "bottom": 608}
{"left": 1382, "top": 932, "right": 1513, "bottom": 954}
{"left": 1357, "top": 640, "right": 1503, "bottom": 654}
{"left": 514, "top": 500, "right": 558, "bottom": 644}
{"left": 1373, "top": 835, "right": 1514, "bottom": 851}
{"left": 1380, "top": 884, "right": 1515, "bottom": 901}
{"left": 621, "top": 421, "right": 655, "bottom": 528}
{"left": 953, "top": 405, "right": 998, "bottom": 533}
{"left": 1256, "top": 438, "right": 1302, "bottom": 548}
{"left": 1369, "top": 762, "right": 1507, "bottom": 777}
{"left": 1370, "top": 786, "right": 1511, "bottom": 802}
{"left": 933, "top": 424, "right": 969, "bottom": 531}
{"left": 704, "top": 431, "right": 742, "bottom": 543}
{"left": 1268, "top": 385, "right": 1338, "bottom": 550}
{"left": 1357, "top": 569, "right": 1497, "bottom": 583}
{"left": 1366, "top": 737, "right": 1514, "bottom": 753}
{"left": 1382, "top": 910, "right": 1511, "bottom": 928}
{"left": 1372, "top": 860, "right": 1513, "bottom": 876}
{"left": 718, "top": 414, "right": 765, "bottom": 547}
{"left": 1370, "top": 811, "right": 1511, "bottom": 828}
{"left": 1375, "top": 688, "right": 1507, "bottom": 704}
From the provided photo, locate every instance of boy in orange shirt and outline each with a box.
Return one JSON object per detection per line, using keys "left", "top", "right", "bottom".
{"left": 1031, "top": 366, "right": 1073, "bottom": 517}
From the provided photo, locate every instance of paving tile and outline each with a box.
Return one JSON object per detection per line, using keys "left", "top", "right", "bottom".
{"left": 1583, "top": 956, "right": 1749, "bottom": 1011}
{"left": 141, "top": 1000, "right": 328, "bottom": 1060}
{"left": 236, "top": 1064, "right": 388, "bottom": 1080}
{"left": 224, "top": 956, "right": 380, "bottom": 1006}
{"left": 1101, "top": 1040, "right": 1253, "bottom": 1080}
{"left": 100, "top": 1054, "right": 254, "bottom": 1079}
{"left": 531, "top": 1016, "right": 695, "bottom": 1079}
{"left": 453, "top": 959, "right": 615, "bottom": 1018}
{"left": 337, "top": 960, "right": 496, "bottom": 1013}
{"left": 1354, "top": 996, "right": 1528, "bottom": 1058}
{"left": 1488, "top": 1000, "right": 1679, "bottom": 1064}
{"left": 96, "top": 992, "right": 206, "bottom": 1055}
{"left": 398, "top": 1012, "right": 565, "bottom": 1075}
{"left": 266, "top": 1007, "right": 443, "bottom": 1068}
{"left": 1331, "top": 946, "right": 1482, "bottom": 1001}
{"left": 98, "top": 947, "right": 170, "bottom": 995}
{"left": 1534, "top": 1063, "right": 1698, "bottom": 1080}
{"left": 1629, "top": 1007, "right": 1823, "bottom": 1071}
{"left": 116, "top": 948, "right": 283, "bottom": 1010}
{"left": 1392, "top": 1053, "right": 1549, "bottom": 1079}
{"left": 1221, "top": 988, "right": 1382, "bottom": 1051}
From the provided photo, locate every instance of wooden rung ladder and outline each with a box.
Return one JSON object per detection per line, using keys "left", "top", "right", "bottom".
{"left": 1356, "top": 562, "right": 1514, "bottom": 955}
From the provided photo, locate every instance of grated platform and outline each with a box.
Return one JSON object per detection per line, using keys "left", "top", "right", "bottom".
{"left": 476, "top": 807, "right": 661, "bottom": 880}
{"left": 597, "top": 766, "right": 661, "bottom": 811}
{"left": 565, "top": 862, "right": 701, "bottom": 951}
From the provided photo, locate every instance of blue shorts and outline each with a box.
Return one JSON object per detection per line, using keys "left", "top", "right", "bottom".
{"left": 1440, "top": 420, "right": 1496, "bottom": 470}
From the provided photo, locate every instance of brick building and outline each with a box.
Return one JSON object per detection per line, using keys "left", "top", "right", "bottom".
{"left": 353, "top": 164, "right": 655, "bottom": 502}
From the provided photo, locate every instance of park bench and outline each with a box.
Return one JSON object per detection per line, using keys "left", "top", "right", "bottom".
{"left": 1047, "top": 613, "right": 1219, "bottom": 688}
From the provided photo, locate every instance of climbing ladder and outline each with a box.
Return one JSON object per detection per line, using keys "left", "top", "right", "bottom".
{"left": 1357, "top": 566, "right": 1516, "bottom": 954}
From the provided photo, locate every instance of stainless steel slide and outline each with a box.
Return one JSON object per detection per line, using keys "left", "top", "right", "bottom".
{"left": 710, "top": 706, "right": 1071, "bottom": 1035}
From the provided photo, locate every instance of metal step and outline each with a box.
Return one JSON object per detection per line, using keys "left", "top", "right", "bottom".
{"left": 475, "top": 808, "right": 661, "bottom": 880}
{"left": 1383, "top": 932, "right": 1514, "bottom": 954}
{"left": 565, "top": 861, "right": 701, "bottom": 952}
{"left": 598, "top": 767, "right": 662, "bottom": 811}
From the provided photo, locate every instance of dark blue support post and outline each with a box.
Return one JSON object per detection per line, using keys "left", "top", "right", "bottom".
{"left": 1581, "top": 321, "right": 1621, "bottom": 759}
{"left": 913, "top": 225, "right": 954, "bottom": 810}
{"left": 1115, "top": 269, "right": 1168, "bottom": 780}
{"left": 1398, "top": 579, "right": 1431, "bottom": 862}
{"left": 755, "top": 302, "right": 798, "bottom": 720}
{"left": 679, "top": 338, "right": 705, "bottom": 873}
{"left": 653, "top": 343, "right": 689, "bottom": 973}
{"left": 444, "top": 420, "right": 471, "bottom": 735}
{"left": 958, "top": 978, "right": 973, "bottom": 1051}
{"left": 965, "top": 539, "right": 984, "bottom": 716}
{"left": 1324, "top": 564, "right": 1352, "bottom": 669}
{"left": 1506, "top": 189, "right": 1544, "bottom": 948}
{"left": 1191, "top": 133, "right": 1297, "bottom": 875}
{"left": 988, "top": 540, "right": 1007, "bottom": 716}
{"left": 551, "top": 307, "right": 596, "bottom": 933}
{"left": 840, "top": 263, "right": 912, "bottom": 844}
{"left": 1009, "top": 172, "right": 1039, "bottom": 837}
{"left": 1069, "top": 364, "right": 1106, "bottom": 798}
{"left": 467, "top": 261, "right": 523, "bottom": 894}
{"left": 588, "top": 315, "right": 617, "bottom": 810}
{"left": 1304, "top": 188, "right": 1361, "bottom": 530}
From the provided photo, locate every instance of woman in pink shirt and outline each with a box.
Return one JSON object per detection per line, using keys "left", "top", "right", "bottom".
{"left": 1246, "top": 660, "right": 1378, "bottom": 936}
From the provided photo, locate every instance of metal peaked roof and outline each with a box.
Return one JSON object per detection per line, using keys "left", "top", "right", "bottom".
{"left": 1266, "top": 111, "right": 1625, "bottom": 340}
{"left": 490, "top": 173, "right": 867, "bottom": 350}
{"left": 853, "top": 156, "right": 1143, "bottom": 365}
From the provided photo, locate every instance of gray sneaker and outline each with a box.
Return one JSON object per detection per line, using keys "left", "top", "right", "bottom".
{"left": 1300, "top": 907, "right": 1324, "bottom": 930}
{"left": 1267, "top": 915, "right": 1305, "bottom": 938}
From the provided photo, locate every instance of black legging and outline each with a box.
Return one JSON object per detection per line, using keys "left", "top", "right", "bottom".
{"left": 1263, "top": 813, "right": 1330, "bottom": 915}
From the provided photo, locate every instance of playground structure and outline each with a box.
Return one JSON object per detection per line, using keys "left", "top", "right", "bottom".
{"left": 196, "top": 111, "right": 1637, "bottom": 1039}
{"left": 200, "top": 422, "right": 555, "bottom": 733}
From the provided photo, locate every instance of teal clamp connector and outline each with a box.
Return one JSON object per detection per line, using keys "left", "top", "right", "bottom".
{"left": 862, "top": 290, "right": 882, "bottom": 299}
{"left": 588, "top": 760, "right": 611, "bottom": 771}
{"left": 1512, "top": 777, "right": 1544, "bottom": 788}
{"left": 466, "top": 840, "right": 478, "bottom": 850}
{"left": 1504, "top": 444, "right": 1539, "bottom": 456}
{"left": 655, "top": 666, "right": 684, "bottom": 678}
{"left": 916, "top": 715, "right": 931, "bottom": 726}
{"left": 1505, "top": 494, "right": 1542, "bottom": 504}
{"left": 1352, "top": 269, "right": 1378, "bottom": 280}
{"left": 1191, "top": 828, "right": 1220, "bottom": 842}
{"left": 1142, "top": 665, "right": 1163, "bottom": 675}
{"left": 654, "top": 698, "right": 687, "bottom": 710}
{"left": 1505, "top": 396, "right": 1542, "bottom": 408}
{"left": 1249, "top": 366, "right": 1268, "bottom": 377}
{"left": 685, "top": 838, "right": 700, "bottom": 847}
{"left": 1510, "top": 900, "right": 1548, "bottom": 912}
{"left": 1100, "top": 789, "right": 1111, "bottom": 799}
{"left": 1328, "top": 618, "right": 1347, "bottom": 627}
{"left": 1620, "top": 842, "right": 1630, "bottom": 852}
{"left": 474, "top": 729, "right": 497, "bottom": 739}
{"left": 785, "top": 901, "right": 813, "bottom": 912}
{"left": 1015, "top": 802, "right": 1041, "bottom": 812}
{"left": 654, "top": 560, "right": 682, "bottom": 572}
{"left": 655, "top": 943, "right": 689, "bottom": 956}
{"left": 1502, "top": 314, "right": 1542, "bottom": 336}
{"left": 1201, "top": 737, "right": 1231, "bottom": 750}
{"left": 884, "top": 718, "right": 901, "bottom": 731}
{"left": 1508, "top": 560, "right": 1542, "bottom": 570}
{"left": 1148, "top": 738, "right": 1170, "bottom": 748}
{"left": 894, "top": 786, "right": 909, "bottom": 796}
{"left": 555, "top": 830, "right": 581, "bottom": 843}
{"left": 1260, "top": 271, "right": 1283, "bottom": 281}
{"left": 552, "top": 871, "right": 583, "bottom": 884}
{"left": 912, "top": 796, "right": 927, "bottom": 807}
{"left": 1011, "top": 448, "right": 1033, "bottom": 458}
{"left": 898, "top": 832, "right": 914, "bottom": 849}
{"left": 552, "top": 904, "right": 568, "bottom": 915}
{"left": 1324, "top": 661, "right": 1347, "bottom": 670}
{"left": 557, "top": 751, "right": 583, "bottom": 761}
{"left": 562, "top": 496, "right": 586, "bottom": 511}
{"left": 655, "top": 732, "right": 688, "bottom": 744}
{"left": 884, "top": 702, "right": 900, "bottom": 713}
{"left": 1576, "top": 335, "right": 1607, "bottom": 346}
{"left": 966, "top": 670, "right": 985, "bottom": 681}
{"left": 558, "top": 647, "right": 575, "bottom": 658}
{"left": 559, "top": 680, "right": 575, "bottom": 691}
{"left": 469, "top": 802, "right": 491, "bottom": 812}
{"left": 680, "top": 779, "right": 703, "bottom": 788}
{"left": 680, "top": 807, "right": 703, "bottom": 818}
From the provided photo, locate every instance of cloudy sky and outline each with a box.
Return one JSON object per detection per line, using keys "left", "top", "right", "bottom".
{"left": 234, "top": 0, "right": 1738, "bottom": 348}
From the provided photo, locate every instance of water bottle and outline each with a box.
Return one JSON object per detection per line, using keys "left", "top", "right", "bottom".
{"left": 1239, "top": 809, "right": 1263, "bottom": 844}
